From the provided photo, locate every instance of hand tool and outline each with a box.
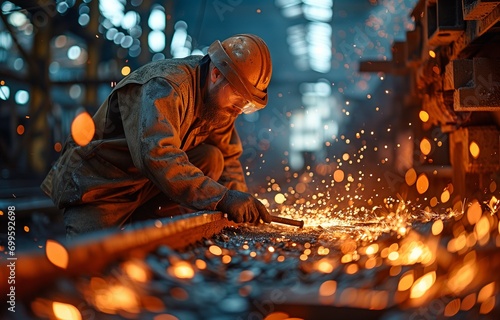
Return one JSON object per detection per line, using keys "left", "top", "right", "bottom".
{"left": 270, "top": 215, "right": 304, "bottom": 228}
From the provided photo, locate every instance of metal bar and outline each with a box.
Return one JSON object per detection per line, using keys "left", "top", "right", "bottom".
{"left": 6, "top": 211, "right": 235, "bottom": 300}
{"left": 271, "top": 215, "right": 305, "bottom": 228}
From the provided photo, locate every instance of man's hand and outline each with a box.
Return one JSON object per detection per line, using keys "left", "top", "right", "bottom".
{"left": 216, "top": 190, "right": 272, "bottom": 224}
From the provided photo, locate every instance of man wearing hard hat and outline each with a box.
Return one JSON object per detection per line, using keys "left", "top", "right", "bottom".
{"left": 41, "top": 34, "right": 273, "bottom": 238}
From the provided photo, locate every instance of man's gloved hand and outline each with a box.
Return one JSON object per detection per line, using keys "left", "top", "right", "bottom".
{"left": 216, "top": 190, "right": 272, "bottom": 224}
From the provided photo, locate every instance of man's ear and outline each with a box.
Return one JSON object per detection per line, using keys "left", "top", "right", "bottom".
{"left": 210, "top": 65, "right": 223, "bottom": 84}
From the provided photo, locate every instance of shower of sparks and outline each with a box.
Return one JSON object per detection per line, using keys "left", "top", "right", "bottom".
{"left": 28, "top": 189, "right": 500, "bottom": 319}
{"left": 24, "top": 99, "right": 500, "bottom": 319}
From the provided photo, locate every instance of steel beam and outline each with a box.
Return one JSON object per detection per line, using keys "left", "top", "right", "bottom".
{"left": 4, "top": 211, "right": 235, "bottom": 300}
{"left": 462, "top": 0, "right": 500, "bottom": 20}
{"left": 427, "top": 0, "right": 465, "bottom": 47}
{"left": 452, "top": 58, "right": 500, "bottom": 111}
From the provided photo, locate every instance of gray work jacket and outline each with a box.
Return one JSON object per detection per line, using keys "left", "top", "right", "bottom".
{"left": 41, "top": 56, "right": 248, "bottom": 211}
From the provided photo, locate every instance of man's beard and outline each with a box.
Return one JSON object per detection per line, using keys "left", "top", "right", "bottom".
{"left": 202, "top": 82, "right": 233, "bottom": 128}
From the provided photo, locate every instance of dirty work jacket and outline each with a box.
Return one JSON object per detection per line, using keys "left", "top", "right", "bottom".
{"left": 41, "top": 55, "right": 248, "bottom": 212}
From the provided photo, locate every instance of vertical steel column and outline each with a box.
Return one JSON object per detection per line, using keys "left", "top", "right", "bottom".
{"left": 84, "top": 0, "right": 101, "bottom": 109}
{"left": 138, "top": 0, "right": 152, "bottom": 65}
{"left": 164, "top": 0, "right": 174, "bottom": 59}
{"left": 28, "top": 7, "right": 52, "bottom": 175}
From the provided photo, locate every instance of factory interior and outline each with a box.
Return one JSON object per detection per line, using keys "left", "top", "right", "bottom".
{"left": 1, "top": 0, "right": 500, "bottom": 319}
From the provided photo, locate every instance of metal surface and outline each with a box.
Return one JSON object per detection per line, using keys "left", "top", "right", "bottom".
{"left": 427, "top": 0, "right": 465, "bottom": 47}
{"left": 4, "top": 211, "right": 235, "bottom": 300}
{"left": 453, "top": 58, "right": 500, "bottom": 111}
{"left": 463, "top": 0, "right": 500, "bottom": 21}
{"left": 9, "top": 197, "right": 500, "bottom": 320}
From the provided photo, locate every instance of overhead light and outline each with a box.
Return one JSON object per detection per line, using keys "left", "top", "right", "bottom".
{"left": 99, "top": 0, "right": 125, "bottom": 27}
{"left": 148, "top": 7, "right": 166, "bottom": 30}
{"left": 122, "top": 11, "right": 139, "bottom": 30}
{"left": 282, "top": 5, "right": 302, "bottom": 18}
{"left": 303, "top": 4, "right": 332, "bottom": 22}
{"left": 148, "top": 31, "right": 165, "bottom": 52}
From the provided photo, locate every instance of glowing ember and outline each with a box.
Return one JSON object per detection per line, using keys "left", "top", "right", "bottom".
{"left": 168, "top": 261, "right": 195, "bottom": 279}
{"left": 419, "top": 110, "right": 429, "bottom": 122}
{"left": 478, "top": 282, "right": 495, "bottom": 303}
{"left": 441, "top": 189, "right": 450, "bottom": 203}
{"left": 17, "top": 124, "right": 25, "bottom": 135}
{"left": 447, "top": 260, "right": 477, "bottom": 293}
{"left": 319, "top": 280, "right": 337, "bottom": 296}
{"left": 480, "top": 296, "right": 495, "bottom": 314}
{"left": 239, "top": 270, "right": 254, "bottom": 282}
{"left": 93, "top": 284, "right": 140, "bottom": 314}
{"left": 365, "top": 243, "right": 379, "bottom": 255}
{"left": 71, "top": 111, "right": 95, "bottom": 146}
{"left": 209, "top": 245, "right": 222, "bottom": 256}
{"left": 52, "top": 302, "right": 82, "bottom": 320}
{"left": 462, "top": 293, "right": 477, "bottom": 311}
{"left": 444, "top": 299, "right": 460, "bottom": 317}
{"left": 398, "top": 271, "right": 414, "bottom": 291}
{"left": 122, "top": 260, "right": 149, "bottom": 282}
{"left": 315, "top": 259, "right": 335, "bottom": 273}
{"left": 195, "top": 259, "right": 206, "bottom": 270}
{"left": 222, "top": 255, "right": 231, "bottom": 264}
{"left": 45, "top": 240, "right": 69, "bottom": 269}
{"left": 419, "top": 138, "right": 432, "bottom": 155}
{"left": 475, "top": 215, "right": 490, "bottom": 241}
{"left": 467, "top": 201, "right": 482, "bottom": 225}
{"left": 416, "top": 174, "right": 429, "bottom": 194}
{"left": 405, "top": 168, "right": 417, "bottom": 186}
{"left": 274, "top": 193, "right": 286, "bottom": 204}
{"left": 410, "top": 271, "right": 436, "bottom": 299}
{"left": 333, "top": 169, "right": 344, "bottom": 182}
{"left": 469, "top": 141, "right": 480, "bottom": 159}
{"left": 431, "top": 220, "right": 443, "bottom": 235}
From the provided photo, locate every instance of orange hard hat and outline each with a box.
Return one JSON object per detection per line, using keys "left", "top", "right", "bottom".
{"left": 208, "top": 34, "right": 272, "bottom": 112}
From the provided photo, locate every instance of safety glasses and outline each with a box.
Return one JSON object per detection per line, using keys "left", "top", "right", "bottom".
{"left": 222, "top": 82, "right": 261, "bottom": 114}
{"left": 235, "top": 101, "right": 260, "bottom": 114}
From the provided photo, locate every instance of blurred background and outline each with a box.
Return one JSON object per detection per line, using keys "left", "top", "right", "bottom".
{"left": 1, "top": 0, "right": 499, "bottom": 235}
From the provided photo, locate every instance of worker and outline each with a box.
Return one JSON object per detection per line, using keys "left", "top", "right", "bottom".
{"left": 41, "top": 34, "right": 273, "bottom": 238}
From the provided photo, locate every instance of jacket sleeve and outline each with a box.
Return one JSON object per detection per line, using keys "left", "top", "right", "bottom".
{"left": 116, "top": 77, "right": 228, "bottom": 210}
{"left": 207, "top": 122, "right": 249, "bottom": 192}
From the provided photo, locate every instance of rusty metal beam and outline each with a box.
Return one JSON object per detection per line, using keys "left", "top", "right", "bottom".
{"left": 449, "top": 126, "right": 500, "bottom": 197}
{"left": 359, "top": 42, "right": 409, "bottom": 75}
{"left": 476, "top": 2, "right": 500, "bottom": 36}
{"left": 427, "top": 0, "right": 465, "bottom": 47}
{"left": 452, "top": 3, "right": 500, "bottom": 59}
{"left": 452, "top": 58, "right": 500, "bottom": 111}
{"left": 444, "top": 59, "right": 473, "bottom": 91}
{"left": 5, "top": 211, "right": 235, "bottom": 301}
{"left": 462, "top": 0, "right": 500, "bottom": 20}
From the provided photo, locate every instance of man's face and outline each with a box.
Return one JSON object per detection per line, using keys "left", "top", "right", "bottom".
{"left": 202, "top": 78, "right": 245, "bottom": 128}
